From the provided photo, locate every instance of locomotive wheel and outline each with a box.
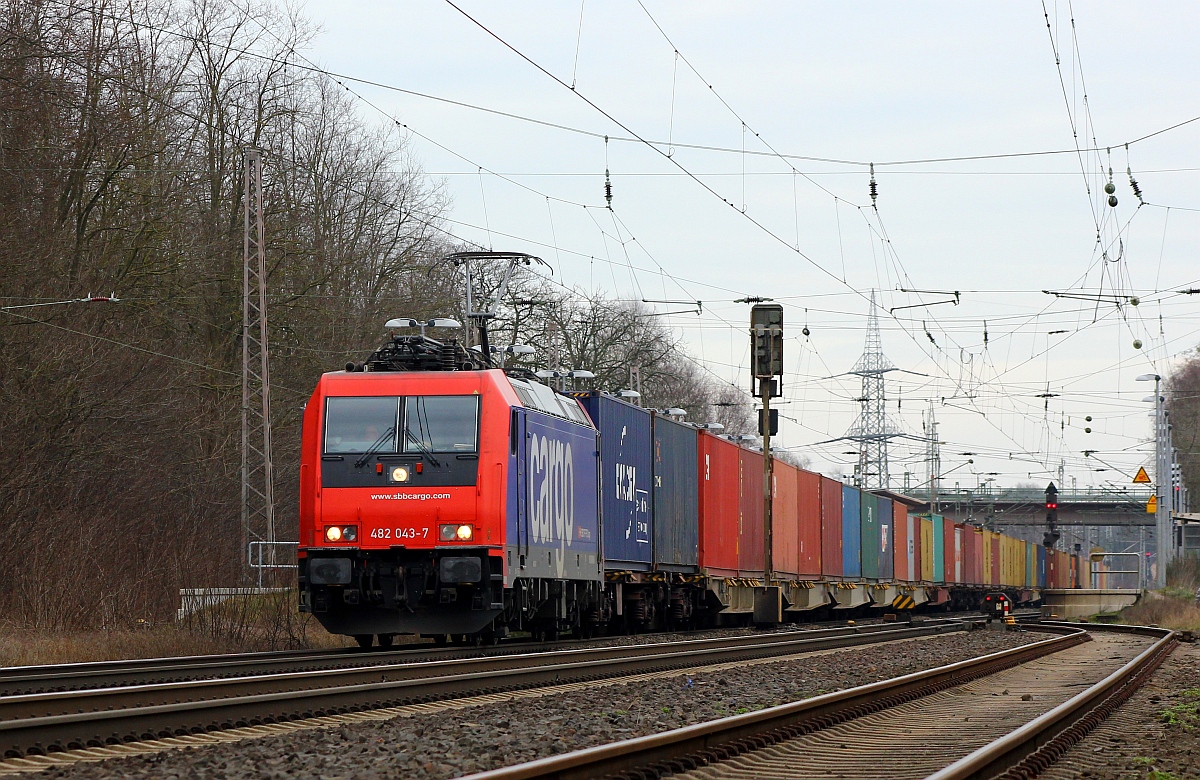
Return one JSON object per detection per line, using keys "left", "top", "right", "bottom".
{"left": 377, "top": 633, "right": 395, "bottom": 649}
{"left": 353, "top": 634, "right": 373, "bottom": 649}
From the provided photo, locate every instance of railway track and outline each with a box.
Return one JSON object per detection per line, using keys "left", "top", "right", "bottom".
{"left": 459, "top": 622, "right": 1176, "bottom": 780}
{"left": 0, "top": 611, "right": 1016, "bottom": 696}
{"left": 0, "top": 618, "right": 977, "bottom": 759}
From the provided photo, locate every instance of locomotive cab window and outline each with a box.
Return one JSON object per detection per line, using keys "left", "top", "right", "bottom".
{"left": 403, "top": 396, "right": 479, "bottom": 453}
{"left": 324, "top": 397, "right": 399, "bottom": 453}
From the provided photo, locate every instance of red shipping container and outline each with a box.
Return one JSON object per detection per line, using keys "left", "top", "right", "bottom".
{"left": 797, "top": 469, "right": 822, "bottom": 577}
{"left": 942, "top": 520, "right": 958, "bottom": 585}
{"left": 772, "top": 462, "right": 801, "bottom": 578}
{"left": 698, "top": 432, "right": 740, "bottom": 575}
{"left": 893, "top": 505, "right": 913, "bottom": 581}
{"left": 960, "top": 525, "right": 973, "bottom": 586}
{"left": 738, "top": 448, "right": 765, "bottom": 577}
{"left": 819, "top": 476, "right": 843, "bottom": 578}
{"left": 990, "top": 533, "right": 1001, "bottom": 586}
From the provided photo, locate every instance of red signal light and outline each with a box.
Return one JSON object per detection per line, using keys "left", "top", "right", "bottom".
{"left": 1046, "top": 502, "right": 1057, "bottom": 509}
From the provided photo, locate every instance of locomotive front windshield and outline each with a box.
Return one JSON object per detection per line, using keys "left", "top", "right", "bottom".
{"left": 324, "top": 396, "right": 479, "bottom": 454}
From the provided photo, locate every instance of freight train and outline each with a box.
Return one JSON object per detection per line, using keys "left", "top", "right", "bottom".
{"left": 297, "top": 320, "right": 1081, "bottom": 648}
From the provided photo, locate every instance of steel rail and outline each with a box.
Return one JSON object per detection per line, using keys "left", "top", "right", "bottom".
{"left": 0, "top": 619, "right": 973, "bottom": 758}
{"left": 926, "top": 623, "right": 1177, "bottom": 780}
{"left": 454, "top": 625, "right": 1091, "bottom": 780}
{"left": 0, "top": 612, "right": 1015, "bottom": 696}
{"left": 0, "top": 620, "right": 968, "bottom": 719}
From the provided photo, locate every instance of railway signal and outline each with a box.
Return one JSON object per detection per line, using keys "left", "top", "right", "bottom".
{"left": 1043, "top": 482, "right": 1060, "bottom": 549}
{"left": 750, "top": 303, "right": 784, "bottom": 624}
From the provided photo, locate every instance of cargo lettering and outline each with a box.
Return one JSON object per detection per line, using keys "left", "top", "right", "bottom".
{"left": 529, "top": 433, "right": 575, "bottom": 547}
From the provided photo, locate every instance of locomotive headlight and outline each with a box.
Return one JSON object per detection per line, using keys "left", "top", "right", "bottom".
{"left": 390, "top": 466, "right": 410, "bottom": 483}
{"left": 324, "top": 525, "right": 358, "bottom": 543}
{"left": 439, "top": 523, "right": 474, "bottom": 542}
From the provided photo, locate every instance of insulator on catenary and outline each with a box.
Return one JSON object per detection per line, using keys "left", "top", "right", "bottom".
{"left": 604, "top": 168, "right": 613, "bottom": 208}
{"left": 1128, "top": 166, "right": 1144, "bottom": 203}
{"left": 869, "top": 162, "right": 878, "bottom": 205}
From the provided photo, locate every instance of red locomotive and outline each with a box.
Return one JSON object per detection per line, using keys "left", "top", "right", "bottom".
{"left": 298, "top": 309, "right": 604, "bottom": 647}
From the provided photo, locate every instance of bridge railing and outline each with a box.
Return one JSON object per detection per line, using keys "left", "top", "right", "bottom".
{"left": 903, "top": 486, "right": 1154, "bottom": 504}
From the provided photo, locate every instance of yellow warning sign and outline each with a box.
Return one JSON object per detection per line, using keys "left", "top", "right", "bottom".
{"left": 1133, "top": 466, "right": 1151, "bottom": 484}
{"left": 1147, "top": 495, "right": 1158, "bottom": 513}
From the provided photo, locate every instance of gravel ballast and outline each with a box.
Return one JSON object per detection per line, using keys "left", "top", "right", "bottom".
{"left": 31, "top": 628, "right": 1039, "bottom": 780}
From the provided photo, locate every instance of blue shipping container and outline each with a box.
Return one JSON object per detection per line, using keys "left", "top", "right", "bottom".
{"left": 652, "top": 414, "right": 699, "bottom": 571}
{"left": 575, "top": 392, "right": 653, "bottom": 569}
{"left": 877, "top": 497, "right": 894, "bottom": 581}
{"left": 842, "top": 485, "right": 862, "bottom": 577}
{"left": 1037, "top": 545, "right": 1047, "bottom": 588}
{"left": 860, "top": 493, "right": 880, "bottom": 579}
{"left": 508, "top": 409, "right": 602, "bottom": 581}
{"left": 932, "top": 514, "right": 945, "bottom": 584}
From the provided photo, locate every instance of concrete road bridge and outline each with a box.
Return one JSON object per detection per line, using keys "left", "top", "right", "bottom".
{"left": 904, "top": 486, "right": 1156, "bottom": 528}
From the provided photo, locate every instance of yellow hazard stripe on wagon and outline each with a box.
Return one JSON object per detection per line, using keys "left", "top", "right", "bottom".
{"left": 891, "top": 594, "right": 916, "bottom": 610}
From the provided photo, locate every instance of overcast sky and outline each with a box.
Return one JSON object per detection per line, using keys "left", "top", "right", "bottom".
{"left": 297, "top": 1, "right": 1200, "bottom": 492}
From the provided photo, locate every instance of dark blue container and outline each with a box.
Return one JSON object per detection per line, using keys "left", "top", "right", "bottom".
{"left": 1037, "top": 544, "right": 1047, "bottom": 588}
{"left": 841, "top": 484, "right": 862, "bottom": 577}
{"left": 507, "top": 408, "right": 602, "bottom": 581}
{"left": 652, "top": 413, "right": 699, "bottom": 571}
{"left": 575, "top": 392, "right": 653, "bottom": 570}
{"left": 877, "top": 497, "right": 894, "bottom": 580}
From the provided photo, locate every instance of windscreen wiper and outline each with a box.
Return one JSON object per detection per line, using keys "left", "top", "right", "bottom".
{"left": 402, "top": 426, "right": 442, "bottom": 467}
{"left": 354, "top": 426, "right": 396, "bottom": 468}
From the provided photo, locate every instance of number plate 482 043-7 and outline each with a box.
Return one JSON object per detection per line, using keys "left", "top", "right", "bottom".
{"left": 369, "top": 527, "right": 429, "bottom": 540}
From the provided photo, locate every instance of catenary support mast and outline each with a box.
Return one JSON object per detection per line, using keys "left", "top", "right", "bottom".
{"left": 242, "top": 148, "right": 275, "bottom": 581}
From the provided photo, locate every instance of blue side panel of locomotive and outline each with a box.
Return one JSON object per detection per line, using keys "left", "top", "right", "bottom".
{"left": 576, "top": 392, "right": 654, "bottom": 570}
{"left": 507, "top": 408, "right": 602, "bottom": 581}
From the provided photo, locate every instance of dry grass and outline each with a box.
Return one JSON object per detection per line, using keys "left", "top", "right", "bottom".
{"left": 0, "top": 590, "right": 357, "bottom": 668}
{"left": 0, "top": 625, "right": 355, "bottom": 668}
{"left": 1119, "top": 591, "right": 1200, "bottom": 632}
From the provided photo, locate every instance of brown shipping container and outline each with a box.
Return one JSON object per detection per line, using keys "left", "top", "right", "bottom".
{"left": 820, "top": 476, "right": 843, "bottom": 578}
{"left": 942, "top": 520, "right": 957, "bottom": 584}
{"left": 772, "top": 462, "right": 801, "bottom": 578}
{"left": 893, "top": 505, "right": 914, "bottom": 581}
{"left": 738, "top": 448, "right": 765, "bottom": 576}
{"left": 697, "top": 432, "right": 740, "bottom": 575}
{"left": 797, "top": 470, "right": 822, "bottom": 577}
